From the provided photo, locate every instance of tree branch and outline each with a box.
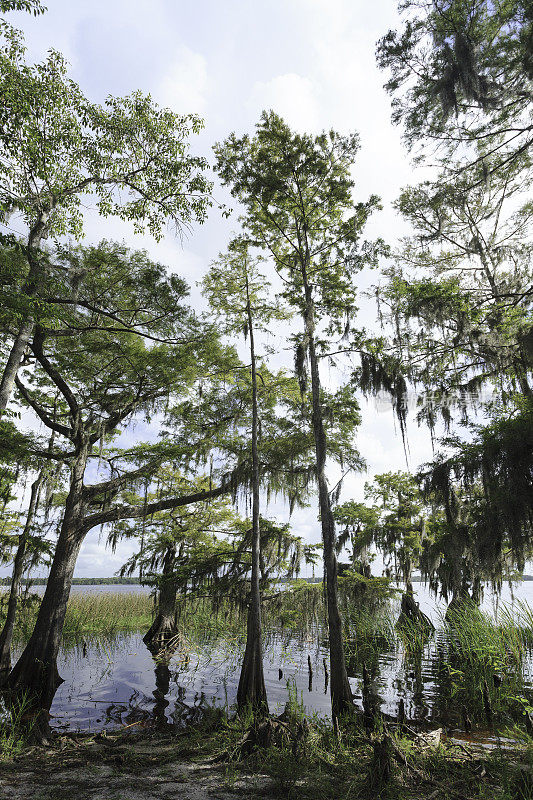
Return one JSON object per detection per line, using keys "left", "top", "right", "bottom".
{"left": 14, "top": 377, "right": 72, "bottom": 438}
{"left": 81, "top": 477, "right": 236, "bottom": 533}
{"left": 31, "top": 328, "right": 79, "bottom": 417}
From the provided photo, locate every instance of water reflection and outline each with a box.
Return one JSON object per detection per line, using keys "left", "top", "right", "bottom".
{"left": 153, "top": 660, "right": 171, "bottom": 727}
{"left": 15, "top": 601, "right": 532, "bottom": 736}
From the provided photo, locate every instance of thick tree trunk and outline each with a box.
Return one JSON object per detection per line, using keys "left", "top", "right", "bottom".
{"left": 6, "top": 445, "right": 88, "bottom": 724}
{"left": 143, "top": 547, "right": 178, "bottom": 650}
{"left": 405, "top": 570, "right": 414, "bottom": 598}
{"left": 0, "top": 473, "right": 43, "bottom": 680}
{"left": 444, "top": 546, "right": 469, "bottom": 620}
{"left": 445, "top": 587, "right": 470, "bottom": 619}
{"left": 399, "top": 592, "right": 434, "bottom": 632}
{"left": 302, "top": 279, "right": 353, "bottom": 719}
{"left": 237, "top": 281, "right": 267, "bottom": 713}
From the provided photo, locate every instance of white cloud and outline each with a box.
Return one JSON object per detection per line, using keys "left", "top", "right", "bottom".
{"left": 0, "top": 0, "right": 447, "bottom": 578}
{"left": 156, "top": 46, "right": 208, "bottom": 115}
{"left": 248, "top": 73, "right": 320, "bottom": 133}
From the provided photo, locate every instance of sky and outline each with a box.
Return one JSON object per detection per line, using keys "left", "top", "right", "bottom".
{"left": 3, "top": 0, "right": 440, "bottom": 577}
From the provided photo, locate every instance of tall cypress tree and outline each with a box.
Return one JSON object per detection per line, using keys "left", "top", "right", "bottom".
{"left": 215, "top": 112, "right": 379, "bottom": 718}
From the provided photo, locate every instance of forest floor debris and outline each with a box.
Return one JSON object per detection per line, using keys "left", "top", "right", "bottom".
{"left": 0, "top": 730, "right": 272, "bottom": 800}
{"left": 1, "top": 713, "right": 533, "bottom": 800}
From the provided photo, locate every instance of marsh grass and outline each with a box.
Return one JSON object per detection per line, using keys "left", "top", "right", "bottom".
{"left": 63, "top": 592, "right": 154, "bottom": 638}
{"left": 0, "top": 690, "right": 36, "bottom": 760}
{"left": 4, "top": 586, "right": 533, "bottom": 734}
{"left": 431, "top": 600, "right": 533, "bottom": 726}
{"left": 0, "top": 590, "right": 155, "bottom": 642}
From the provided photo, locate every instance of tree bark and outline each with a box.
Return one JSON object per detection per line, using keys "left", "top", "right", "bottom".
{"left": 0, "top": 319, "right": 35, "bottom": 415}
{"left": 237, "top": 277, "right": 267, "bottom": 713}
{"left": 6, "top": 442, "right": 88, "bottom": 722}
{"left": 301, "top": 272, "right": 353, "bottom": 719}
{"left": 0, "top": 473, "right": 43, "bottom": 680}
{"left": 143, "top": 546, "right": 178, "bottom": 650}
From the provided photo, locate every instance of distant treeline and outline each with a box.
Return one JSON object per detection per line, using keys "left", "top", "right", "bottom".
{"left": 0, "top": 575, "right": 325, "bottom": 586}
{"left": 0, "top": 576, "right": 141, "bottom": 586}
{"left": 2, "top": 574, "right": 530, "bottom": 587}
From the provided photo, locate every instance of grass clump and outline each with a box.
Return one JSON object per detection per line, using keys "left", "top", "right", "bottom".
{"left": 0, "top": 691, "right": 36, "bottom": 761}
{"left": 62, "top": 592, "right": 153, "bottom": 638}
{"left": 431, "top": 600, "right": 533, "bottom": 728}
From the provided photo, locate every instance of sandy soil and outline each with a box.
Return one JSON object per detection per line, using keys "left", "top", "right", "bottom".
{"left": 0, "top": 733, "right": 273, "bottom": 800}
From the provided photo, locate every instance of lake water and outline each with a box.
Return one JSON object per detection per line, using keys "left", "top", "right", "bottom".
{"left": 35, "top": 578, "right": 533, "bottom": 611}
{"left": 13, "top": 580, "right": 533, "bottom": 734}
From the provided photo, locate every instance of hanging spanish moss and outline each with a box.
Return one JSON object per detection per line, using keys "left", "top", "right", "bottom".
{"left": 358, "top": 350, "right": 409, "bottom": 449}
{"left": 421, "top": 400, "right": 533, "bottom": 575}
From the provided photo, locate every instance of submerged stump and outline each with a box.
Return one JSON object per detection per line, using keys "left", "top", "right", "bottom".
{"left": 399, "top": 592, "right": 434, "bottom": 632}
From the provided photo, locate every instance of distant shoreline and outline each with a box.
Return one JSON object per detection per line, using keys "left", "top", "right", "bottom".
{"left": 1, "top": 575, "right": 532, "bottom": 586}
{"left": 1, "top": 576, "right": 326, "bottom": 586}
{"left": 0, "top": 577, "right": 142, "bottom": 586}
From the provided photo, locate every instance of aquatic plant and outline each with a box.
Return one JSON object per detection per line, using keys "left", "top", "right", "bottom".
{"left": 0, "top": 690, "right": 35, "bottom": 760}
{"left": 431, "top": 600, "right": 533, "bottom": 727}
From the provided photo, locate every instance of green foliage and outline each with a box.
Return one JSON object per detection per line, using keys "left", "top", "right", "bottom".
{"left": 214, "top": 111, "right": 375, "bottom": 522}
{"left": 377, "top": 157, "right": 532, "bottom": 431}
{"left": 1, "top": 240, "right": 231, "bottom": 552}
{"left": 0, "top": 690, "right": 36, "bottom": 760}
{"left": 0, "top": 31, "right": 211, "bottom": 241}
{"left": 377, "top": 0, "right": 533, "bottom": 178}
{"left": 366, "top": 471, "right": 425, "bottom": 589}
{"left": 0, "top": 0, "right": 44, "bottom": 14}
{"left": 165, "top": 513, "right": 314, "bottom": 611}
{"left": 215, "top": 111, "right": 382, "bottom": 329}
{"left": 335, "top": 472, "right": 427, "bottom": 590}
{"left": 432, "top": 599, "right": 532, "bottom": 726}
{"left": 202, "top": 237, "right": 290, "bottom": 338}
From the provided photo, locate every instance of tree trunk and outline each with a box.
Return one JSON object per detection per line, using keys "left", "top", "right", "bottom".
{"left": 0, "top": 210, "right": 50, "bottom": 415}
{"left": 445, "top": 586, "right": 470, "bottom": 619}
{"left": 399, "top": 592, "right": 434, "bottom": 632}
{"left": 143, "top": 546, "right": 178, "bottom": 650}
{"left": 6, "top": 444, "right": 88, "bottom": 725}
{"left": 237, "top": 279, "right": 267, "bottom": 713}
{"left": 0, "top": 473, "right": 43, "bottom": 680}
{"left": 444, "top": 545, "right": 469, "bottom": 620}
{"left": 0, "top": 319, "right": 35, "bottom": 415}
{"left": 302, "top": 276, "right": 353, "bottom": 719}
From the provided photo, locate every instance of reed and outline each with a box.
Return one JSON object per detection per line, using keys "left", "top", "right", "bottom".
{"left": 62, "top": 591, "right": 154, "bottom": 637}
{"left": 0, "top": 691, "right": 36, "bottom": 760}
{"left": 0, "top": 590, "right": 154, "bottom": 641}
{"left": 433, "top": 600, "right": 532, "bottom": 726}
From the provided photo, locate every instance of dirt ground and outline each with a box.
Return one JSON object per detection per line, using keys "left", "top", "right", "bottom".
{"left": 0, "top": 733, "right": 273, "bottom": 800}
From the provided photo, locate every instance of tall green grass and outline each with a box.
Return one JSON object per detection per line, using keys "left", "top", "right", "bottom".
{"left": 430, "top": 600, "right": 533, "bottom": 726}
{"left": 0, "top": 590, "right": 154, "bottom": 642}
{"left": 0, "top": 691, "right": 36, "bottom": 760}
{"left": 63, "top": 592, "right": 154, "bottom": 637}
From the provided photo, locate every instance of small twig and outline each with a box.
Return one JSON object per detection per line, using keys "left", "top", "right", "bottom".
{"left": 121, "top": 720, "right": 142, "bottom": 730}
